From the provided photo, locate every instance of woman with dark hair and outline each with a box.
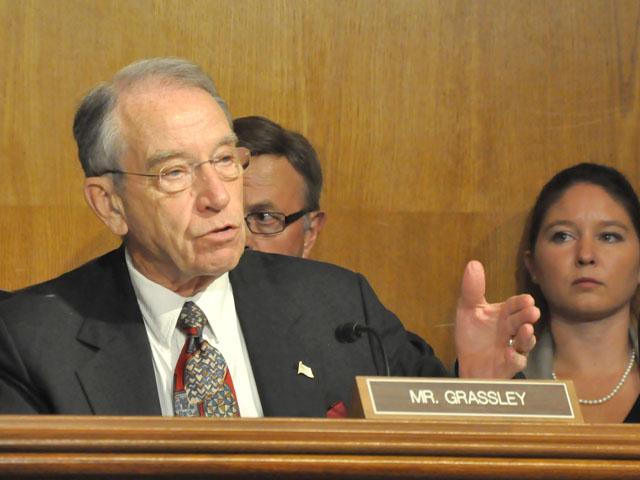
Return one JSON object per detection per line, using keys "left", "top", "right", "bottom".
{"left": 520, "top": 163, "right": 640, "bottom": 423}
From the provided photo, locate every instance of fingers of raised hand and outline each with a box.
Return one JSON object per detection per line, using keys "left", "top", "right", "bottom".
{"left": 459, "top": 260, "right": 486, "bottom": 308}
{"left": 508, "top": 322, "right": 536, "bottom": 355}
{"left": 507, "top": 346, "right": 529, "bottom": 373}
{"left": 504, "top": 295, "right": 540, "bottom": 331}
{"left": 503, "top": 294, "right": 536, "bottom": 317}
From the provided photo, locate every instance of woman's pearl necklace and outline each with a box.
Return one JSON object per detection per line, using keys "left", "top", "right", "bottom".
{"left": 552, "top": 350, "right": 636, "bottom": 405}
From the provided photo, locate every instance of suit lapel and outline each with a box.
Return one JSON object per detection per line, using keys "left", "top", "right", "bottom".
{"left": 71, "top": 249, "right": 337, "bottom": 416}
{"left": 230, "top": 253, "right": 328, "bottom": 417}
{"left": 74, "top": 248, "right": 161, "bottom": 415}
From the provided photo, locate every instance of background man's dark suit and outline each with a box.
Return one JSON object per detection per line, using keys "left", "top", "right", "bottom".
{"left": 0, "top": 248, "right": 447, "bottom": 416}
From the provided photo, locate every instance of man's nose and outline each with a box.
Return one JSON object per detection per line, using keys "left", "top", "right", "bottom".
{"left": 194, "top": 163, "right": 230, "bottom": 210}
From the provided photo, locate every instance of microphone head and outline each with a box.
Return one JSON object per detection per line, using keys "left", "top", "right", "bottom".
{"left": 335, "top": 322, "right": 363, "bottom": 343}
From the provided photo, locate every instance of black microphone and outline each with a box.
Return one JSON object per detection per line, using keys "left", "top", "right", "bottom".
{"left": 335, "top": 322, "right": 390, "bottom": 377}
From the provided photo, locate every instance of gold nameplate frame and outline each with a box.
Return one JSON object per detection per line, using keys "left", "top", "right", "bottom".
{"left": 350, "top": 376, "right": 583, "bottom": 423}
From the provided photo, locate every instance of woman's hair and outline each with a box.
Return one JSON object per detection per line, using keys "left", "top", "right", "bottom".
{"left": 516, "top": 162, "right": 640, "bottom": 330}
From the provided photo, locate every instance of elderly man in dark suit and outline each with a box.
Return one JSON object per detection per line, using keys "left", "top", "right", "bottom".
{"left": 0, "top": 58, "right": 538, "bottom": 416}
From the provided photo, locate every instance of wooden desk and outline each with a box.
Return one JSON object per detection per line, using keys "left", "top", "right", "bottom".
{"left": 0, "top": 416, "right": 638, "bottom": 478}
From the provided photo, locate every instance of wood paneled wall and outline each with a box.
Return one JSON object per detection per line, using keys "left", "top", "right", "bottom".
{"left": 1, "top": 0, "right": 639, "bottom": 365}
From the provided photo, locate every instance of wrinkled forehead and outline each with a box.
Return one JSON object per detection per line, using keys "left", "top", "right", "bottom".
{"left": 119, "top": 79, "right": 212, "bottom": 115}
{"left": 116, "top": 83, "right": 234, "bottom": 164}
{"left": 243, "top": 154, "right": 308, "bottom": 215}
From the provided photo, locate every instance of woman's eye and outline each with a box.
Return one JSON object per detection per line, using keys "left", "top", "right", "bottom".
{"left": 550, "top": 231, "right": 572, "bottom": 243}
{"left": 601, "top": 232, "right": 623, "bottom": 242}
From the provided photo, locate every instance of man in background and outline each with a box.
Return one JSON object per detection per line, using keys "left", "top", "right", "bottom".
{"left": 235, "top": 116, "right": 325, "bottom": 258}
{"left": 236, "top": 116, "right": 434, "bottom": 355}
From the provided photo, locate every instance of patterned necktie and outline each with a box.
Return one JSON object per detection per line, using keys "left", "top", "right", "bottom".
{"left": 173, "top": 301, "right": 240, "bottom": 417}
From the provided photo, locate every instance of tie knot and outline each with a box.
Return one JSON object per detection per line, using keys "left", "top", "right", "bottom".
{"left": 178, "top": 301, "right": 207, "bottom": 335}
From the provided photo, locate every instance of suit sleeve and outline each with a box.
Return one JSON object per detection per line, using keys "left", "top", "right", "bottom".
{"left": 355, "top": 273, "right": 452, "bottom": 378}
{"left": 0, "top": 315, "right": 49, "bottom": 413}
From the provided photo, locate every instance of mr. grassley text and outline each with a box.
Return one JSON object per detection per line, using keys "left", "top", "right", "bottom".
{"left": 409, "top": 389, "right": 526, "bottom": 406}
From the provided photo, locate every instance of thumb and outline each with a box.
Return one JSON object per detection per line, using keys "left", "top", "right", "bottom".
{"left": 460, "top": 260, "right": 486, "bottom": 308}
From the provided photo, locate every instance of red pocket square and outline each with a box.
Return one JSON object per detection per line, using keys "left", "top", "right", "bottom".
{"left": 326, "top": 401, "right": 348, "bottom": 418}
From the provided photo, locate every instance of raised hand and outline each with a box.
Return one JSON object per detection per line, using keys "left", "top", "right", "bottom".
{"left": 455, "top": 260, "right": 539, "bottom": 378}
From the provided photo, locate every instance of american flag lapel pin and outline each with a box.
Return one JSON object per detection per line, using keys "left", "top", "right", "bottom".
{"left": 297, "top": 361, "right": 314, "bottom": 378}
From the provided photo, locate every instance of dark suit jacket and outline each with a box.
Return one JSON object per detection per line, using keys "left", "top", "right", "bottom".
{"left": 0, "top": 247, "right": 448, "bottom": 416}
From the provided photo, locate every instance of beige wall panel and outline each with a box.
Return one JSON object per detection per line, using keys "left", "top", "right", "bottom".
{"left": 1, "top": 0, "right": 640, "bottom": 365}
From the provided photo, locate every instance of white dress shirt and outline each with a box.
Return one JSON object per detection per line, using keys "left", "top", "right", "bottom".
{"left": 125, "top": 251, "right": 263, "bottom": 417}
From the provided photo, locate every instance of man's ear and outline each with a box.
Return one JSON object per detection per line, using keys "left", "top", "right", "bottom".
{"left": 83, "top": 177, "right": 129, "bottom": 236}
{"left": 523, "top": 250, "right": 538, "bottom": 284}
{"left": 302, "top": 211, "right": 326, "bottom": 259}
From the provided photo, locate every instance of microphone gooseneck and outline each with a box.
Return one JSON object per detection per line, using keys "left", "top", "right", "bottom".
{"left": 335, "top": 322, "right": 391, "bottom": 376}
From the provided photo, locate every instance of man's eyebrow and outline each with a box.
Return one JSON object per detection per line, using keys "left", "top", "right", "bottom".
{"left": 218, "top": 132, "right": 238, "bottom": 147}
{"left": 145, "top": 132, "right": 239, "bottom": 169}
{"left": 246, "top": 201, "right": 277, "bottom": 213}
{"left": 146, "top": 150, "right": 187, "bottom": 169}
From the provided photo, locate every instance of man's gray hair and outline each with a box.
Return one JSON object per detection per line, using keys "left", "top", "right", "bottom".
{"left": 73, "top": 58, "right": 232, "bottom": 178}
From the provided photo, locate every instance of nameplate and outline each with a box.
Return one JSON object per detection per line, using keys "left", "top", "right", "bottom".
{"left": 350, "top": 376, "right": 583, "bottom": 422}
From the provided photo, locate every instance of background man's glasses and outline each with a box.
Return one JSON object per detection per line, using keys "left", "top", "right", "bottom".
{"left": 244, "top": 209, "right": 310, "bottom": 235}
{"left": 100, "top": 147, "right": 250, "bottom": 194}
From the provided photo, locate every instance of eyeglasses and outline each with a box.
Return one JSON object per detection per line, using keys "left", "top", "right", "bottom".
{"left": 100, "top": 147, "right": 250, "bottom": 194}
{"left": 244, "top": 209, "right": 310, "bottom": 235}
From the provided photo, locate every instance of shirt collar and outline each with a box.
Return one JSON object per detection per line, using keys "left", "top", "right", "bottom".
{"left": 125, "top": 248, "right": 231, "bottom": 348}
